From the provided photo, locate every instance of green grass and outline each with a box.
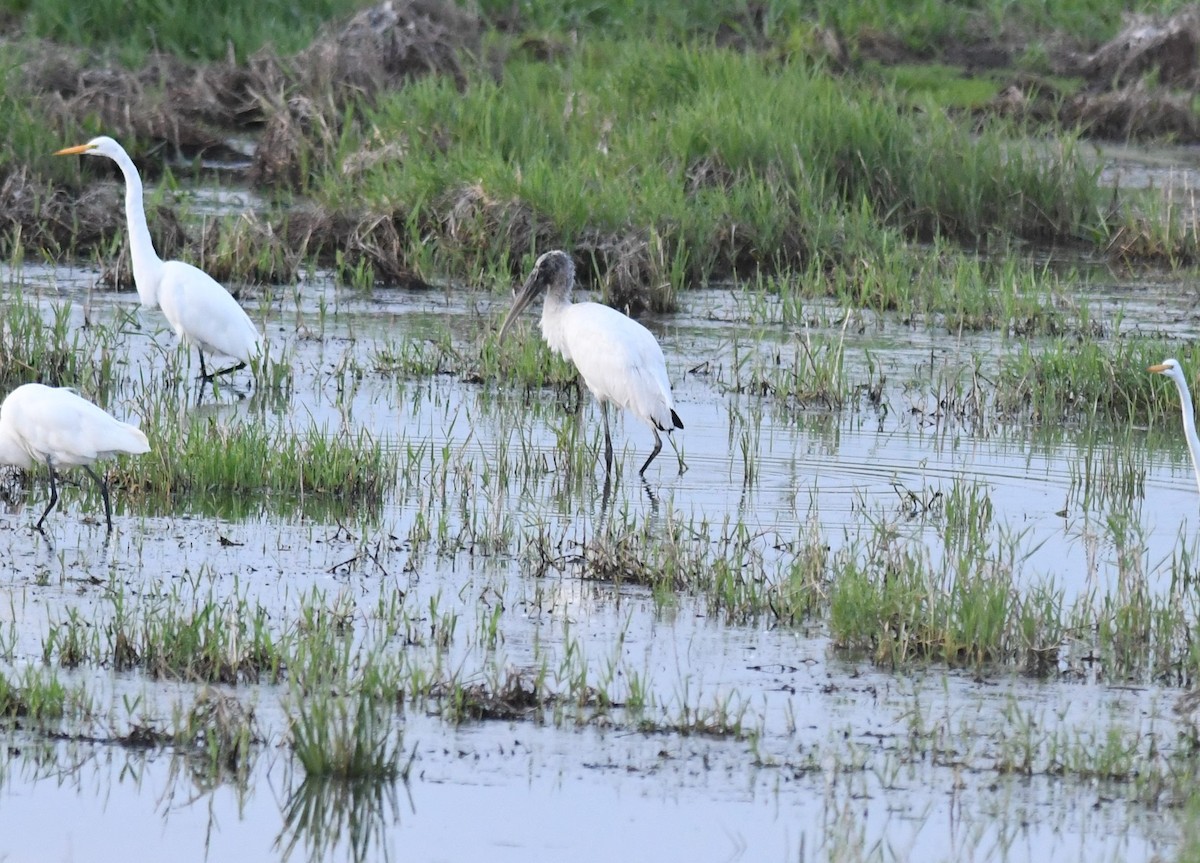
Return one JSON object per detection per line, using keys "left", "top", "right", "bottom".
{"left": 0, "top": 0, "right": 368, "bottom": 64}
{"left": 0, "top": 666, "right": 69, "bottom": 720}
{"left": 310, "top": 41, "right": 1106, "bottom": 295}
{"left": 997, "top": 337, "right": 1200, "bottom": 424}
{"left": 0, "top": 292, "right": 122, "bottom": 398}
{"left": 114, "top": 414, "right": 396, "bottom": 519}
{"left": 880, "top": 63, "right": 1008, "bottom": 109}
{"left": 43, "top": 581, "right": 285, "bottom": 682}
{"left": 289, "top": 687, "right": 405, "bottom": 779}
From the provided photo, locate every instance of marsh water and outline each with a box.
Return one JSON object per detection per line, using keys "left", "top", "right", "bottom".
{"left": 0, "top": 187, "right": 1198, "bottom": 861}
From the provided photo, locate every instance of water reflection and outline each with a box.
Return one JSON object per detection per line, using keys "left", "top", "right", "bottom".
{"left": 276, "top": 773, "right": 406, "bottom": 863}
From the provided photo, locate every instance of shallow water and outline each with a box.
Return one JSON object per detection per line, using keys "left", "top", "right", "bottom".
{"left": 0, "top": 246, "right": 1196, "bottom": 861}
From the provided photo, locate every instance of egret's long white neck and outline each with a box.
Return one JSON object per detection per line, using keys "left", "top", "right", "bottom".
{"left": 110, "top": 148, "right": 163, "bottom": 308}
{"left": 1174, "top": 372, "right": 1200, "bottom": 494}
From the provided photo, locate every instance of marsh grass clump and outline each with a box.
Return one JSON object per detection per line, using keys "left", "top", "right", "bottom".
{"left": 289, "top": 687, "right": 405, "bottom": 779}
{"left": 320, "top": 40, "right": 1107, "bottom": 293}
{"left": 997, "top": 337, "right": 1196, "bottom": 424}
{"left": 43, "top": 583, "right": 285, "bottom": 683}
{"left": 438, "top": 669, "right": 547, "bottom": 724}
{"left": 125, "top": 590, "right": 283, "bottom": 683}
{"left": 0, "top": 293, "right": 122, "bottom": 398}
{"left": 829, "top": 482, "right": 1066, "bottom": 670}
{"left": 117, "top": 415, "right": 396, "bottom": 518}
{"left": 0, "top": 667, "right": 69, "bottom": 721}
{"left": 566, "top": 511, "right": 827, "bottom": 624}
{"left": 374, "top": 317, "right": 581, "bottom": 396}
{"left": 721, "top": 326, "right": 855, "bottom": 410}
{"left": 172, "top": 689, "right": 261, "bottom": 781}
{"left": 12, "top": 0, "right": 370, "bottom": 64}
{"left": 829, "top": 544, "right": 1036, "bottom": 668}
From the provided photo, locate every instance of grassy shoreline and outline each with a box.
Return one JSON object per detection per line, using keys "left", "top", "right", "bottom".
{"left": 0, "top": 0, "right": 1193, "bottom": 304}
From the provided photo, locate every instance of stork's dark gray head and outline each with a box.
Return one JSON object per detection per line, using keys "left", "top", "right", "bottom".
{"left": 521, "top": 250, "right": 575, "bottom": 298}
{"left": 497, "top": 250, "right": 576, "bottom": 343}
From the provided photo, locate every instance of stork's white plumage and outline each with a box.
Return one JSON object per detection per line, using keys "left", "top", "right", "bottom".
{"left": 55, "top": 136, "right": 262, "bottom": 381}
{"left": 498, "top": 250, "right": 683, "bottom": 475}
{"left": 0, "top": 383, "right": 150, "bottom": 532}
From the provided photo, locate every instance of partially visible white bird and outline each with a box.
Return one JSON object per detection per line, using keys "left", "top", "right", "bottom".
{"left": 54, "top": 136, "right": 262, "bottom": 381}
{"left": 0, "top": 384, "right": 150, "bottom": 532}
{"left": 497, "top": 250, "right": 683, "bottom": 475}
{"left": 1149, "top": 358, "right": 1200, "bottom": 494}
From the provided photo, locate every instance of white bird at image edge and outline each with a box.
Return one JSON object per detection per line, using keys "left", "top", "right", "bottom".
{"left": 1148, "top": 358, "right": 1200, "bottom": 495}
{"left": 0, "top": 384, "right": 151, "bottom": 531}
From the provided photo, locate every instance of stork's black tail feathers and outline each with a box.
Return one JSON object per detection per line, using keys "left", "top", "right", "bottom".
{"left": 653, "top": 409, "right": 684, "bottom": 433}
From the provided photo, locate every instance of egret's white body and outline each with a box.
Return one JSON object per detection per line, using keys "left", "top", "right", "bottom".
{"left": 498, "top": 250, "right": 683, "bottom": 475}
{"left": 0, "top": 384, "right": 151, "bottom": 531}
{"left": 1149, "top": 358, "right": 1200, "bottom": 494}
{"left": 54, "top": 136, "right": 262, "bottom": 379}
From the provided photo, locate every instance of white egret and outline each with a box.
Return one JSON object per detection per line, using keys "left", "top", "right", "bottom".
{"left": 54, "top": 136, "right": 262, "bottom": 381}
{"left": 0, "top": 384, "right": 151, "bottom": 532}
{"left": 1148, "top": 358, "right": 1200, "bottom": 494}
{"left": 497, "top": 250, "right": 683, "bottom": 475}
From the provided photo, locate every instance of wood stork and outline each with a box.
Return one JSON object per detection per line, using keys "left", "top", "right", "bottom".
{"left": 498, "top": 250, "right": 683, "bottom": 476}
{"left": 0, "top": 384, "right": 151, "bottom": 532}
{"left": 54, "top": 136, "right": 262, "bottom": 381}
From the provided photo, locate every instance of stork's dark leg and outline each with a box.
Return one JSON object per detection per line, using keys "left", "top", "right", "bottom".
{"left": 83, "top": 465, "right": 113, "bottom": 533}
{"left": 601, "top": 402, "right": 614, "bottom": 475}
{"left": 639, "top": 427, "right": 664, "bottom": 476}
{"left": 35, "top": 463, "right": 59, "bottom": 532}
{"left": 198, "top": 350, "right": 210, "bottom": 380}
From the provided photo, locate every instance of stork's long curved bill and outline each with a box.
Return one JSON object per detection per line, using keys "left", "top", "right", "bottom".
{"left": 496, "top": 272, "right": 542, "bottom": 343}
{"left": 53, "top": 143, "right": 96, "bottom": 156}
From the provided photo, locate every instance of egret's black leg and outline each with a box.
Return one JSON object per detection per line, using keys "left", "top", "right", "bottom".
{"left": 209, "top": 360, "right": 247, "bottom": 378}
{"left": 198, "top": 350, "right": 210, "bottom": 380}
{"left": 83, "top": 465, "right": 113, "bottom": 533}
{"left": 35, "top": 463, "right": 59, "bottom": 531}
{"left": 601, "top": 402, "right": 614, "bottom": 475}
{"left": 639, "top": 428, "right": 663, "bottom": 476}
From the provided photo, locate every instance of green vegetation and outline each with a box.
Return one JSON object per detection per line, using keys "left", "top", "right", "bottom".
{"left": 127, "top": 416, "right": 395, "bottom": 517}
{"left": 328, "top": 43, "right": 1105, "bottom": 302}
{"left": 0, "top": 0, "right": 366, "bottom": 63}
{"left": 289, "top": 688, "right": 406, "bottom": 779}
{"left": 0, "top": 0, "right": 1190, "bottom": 302}
{"left": 3, "top": 0, "right": 1200, "bottom": 858}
